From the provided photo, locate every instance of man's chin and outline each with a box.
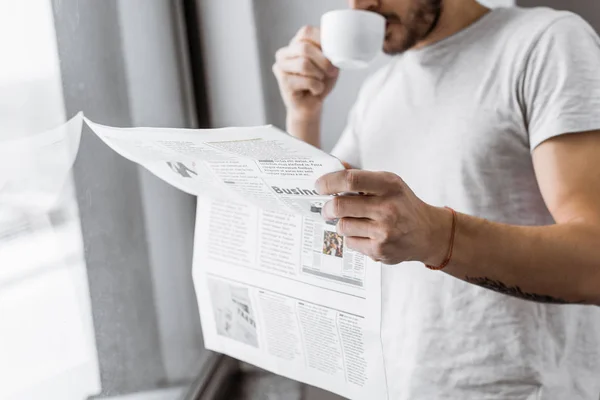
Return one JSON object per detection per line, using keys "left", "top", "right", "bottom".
{"left": 383, "top": 42, "right": 408, "bottom": 55}
{"left": 383, "top": 32, "right": 421, "bottom": 55}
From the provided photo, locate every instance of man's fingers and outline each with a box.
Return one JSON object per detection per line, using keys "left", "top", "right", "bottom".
{"left": 273, "top": 65, "right": 325, "bottom": 96}
{"left": 345, "top": 237, "right": 386, "bottom": 263}
{"left": 275, "top": 57, "right": 325, "bottom": 80}
{"left": 336, "top": 218, "right": 378, "bottom": 239}
{"left": 344, "top": 237, "right": 374, "bottom": 257}
{"left": 286, "top": 74, "right": 325, "bottom": 96}
{"left": 277, "top": 40, "right": 337, "bottom": 77}
{"left": 316, "top": 170, "right": 404, "bottom": 196}
{"left": 322, "top": 195, "right": 380, "bottom": 220}
{"left": 292, "top": 25, "right": 321, "bottom": 47}
{"left": 341, "top": 161, "right": 353, "bottom": 170}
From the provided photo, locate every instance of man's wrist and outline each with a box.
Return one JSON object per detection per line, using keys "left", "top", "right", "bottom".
{"left": 423, "top": 206, "right": 455, "bottom": 267}
{"left": 286, "top": 111, "right": 322, "bottom": 148}
{"left": 286, "top": 109, "right": 322, "bottom": 127}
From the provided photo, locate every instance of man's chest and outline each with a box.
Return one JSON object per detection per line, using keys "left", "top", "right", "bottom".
{"left": 357, "top": 93, "right": 536, "bottom": 210}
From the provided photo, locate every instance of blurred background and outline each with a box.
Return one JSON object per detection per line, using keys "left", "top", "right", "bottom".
{"left": 0, "top": 1, "right": 597, "bottom": 399}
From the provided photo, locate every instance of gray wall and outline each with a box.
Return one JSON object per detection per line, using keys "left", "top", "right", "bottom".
{"left": 518, "top": 0, "right": 600, "bottom": 32}
{"left": 52, "top": 0, "right": 204, "bottom": 396}
{"left": 194, "top": 0, "right": 268, "bottom": 127}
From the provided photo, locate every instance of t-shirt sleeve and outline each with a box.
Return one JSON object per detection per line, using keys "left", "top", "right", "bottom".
{"left": 331, "top": 104, "right": 362, "bottom": 168}
{"left": 523, "top": 14, "right": 600, "bottom": 152}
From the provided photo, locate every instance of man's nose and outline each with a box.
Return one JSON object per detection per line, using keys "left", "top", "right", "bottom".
{"left": 348, "top": 0, "right": 379, "bottom": 11}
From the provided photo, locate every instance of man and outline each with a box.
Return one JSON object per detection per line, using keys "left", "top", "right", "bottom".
{"left": 272, "top": 0, "right": 600, "bottom": 398}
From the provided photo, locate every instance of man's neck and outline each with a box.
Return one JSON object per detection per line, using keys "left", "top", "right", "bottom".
{"left": 414, "top": 0, "right": 491, "bottom": 50}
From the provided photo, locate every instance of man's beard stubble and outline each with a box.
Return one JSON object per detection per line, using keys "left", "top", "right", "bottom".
{"left": 382, "top": 0, "right": 443, "bottom": 54}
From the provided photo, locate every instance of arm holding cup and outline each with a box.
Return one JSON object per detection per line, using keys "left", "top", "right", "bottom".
{"left": 272, "top": 26, "right": 340, "bottom": 149}
{"left": 273, "top": 10, "right": 384, "bottom": 163}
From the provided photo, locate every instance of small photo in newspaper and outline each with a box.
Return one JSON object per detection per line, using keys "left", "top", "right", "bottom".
{"left": 301, "top": 221, "right": 366, "bottom": 288}
{"left": 323, "top": 231, "right": 344, "bottom": 258}
{"left": 208, "top": 278, "right": 259, "bottom": 348}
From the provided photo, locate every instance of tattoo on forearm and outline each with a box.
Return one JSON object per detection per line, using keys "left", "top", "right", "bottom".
{"left": 465, "top": 276, "right": 577, "bottom": 304}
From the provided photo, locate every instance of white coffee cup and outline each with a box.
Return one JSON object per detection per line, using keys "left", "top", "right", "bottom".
{"left": 321, "top": 9, "right": 385, "bottom": 70}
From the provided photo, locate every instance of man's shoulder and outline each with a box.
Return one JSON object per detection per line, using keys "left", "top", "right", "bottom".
{"left": 505, "top": 6, "right": 572, "bottom": 24}
{"left": 499, "top": 7, "right": 591, "bottom": 45}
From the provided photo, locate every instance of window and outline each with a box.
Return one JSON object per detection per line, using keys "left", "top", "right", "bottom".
{"left": 0, "top": 1, "right": 235, "bottom": 399}
{"left": 0, "top": 2, "right": 99, "bottom": 399}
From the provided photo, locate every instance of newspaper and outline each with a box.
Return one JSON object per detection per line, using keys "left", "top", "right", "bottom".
{"left": 84, "top": 117, "right": 389, "bottom": 400}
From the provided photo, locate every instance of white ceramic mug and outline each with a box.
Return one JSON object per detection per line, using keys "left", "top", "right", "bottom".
{"left": 321, "top": 9, "right": 385, "bottom": 70}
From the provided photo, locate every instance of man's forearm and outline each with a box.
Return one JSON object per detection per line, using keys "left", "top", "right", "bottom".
{"left": 438, "top": 212, "right": 600, "bottom": 305}
{"left": 286, "top": 113, "right": 321, "bottom": 149}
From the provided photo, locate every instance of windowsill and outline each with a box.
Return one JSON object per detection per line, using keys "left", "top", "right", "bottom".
{"left": 228, "top": 369, "right": 303, "bottom": 400}
{"left": 102, "top": 386, "right": 187, "bottom": 400}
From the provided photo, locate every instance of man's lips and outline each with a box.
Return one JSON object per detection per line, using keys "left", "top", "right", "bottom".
{"left": 379, "top": 12, "right": 400, "bottom": 40}
{"left": 385, "top": 18, "right": 401, "bottom": 29}
{"left": 385, "top": 19, "right": 399, "bottom": 39}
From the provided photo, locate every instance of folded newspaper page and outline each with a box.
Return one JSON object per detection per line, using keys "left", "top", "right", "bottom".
{"left": 84, "top": 117, "right": 389, "bottom": 400}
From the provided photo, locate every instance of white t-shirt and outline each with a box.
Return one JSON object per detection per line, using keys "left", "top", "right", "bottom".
{"left": 332, "top": 7, "right": 600, "bottom": 400}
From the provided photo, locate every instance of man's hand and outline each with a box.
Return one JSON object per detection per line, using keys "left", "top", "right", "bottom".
{"left": 273, "top": 26, "right": 340, "bottom": 121}
{"left": 316, "top": 170, "right": 452, "bottom": 265}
